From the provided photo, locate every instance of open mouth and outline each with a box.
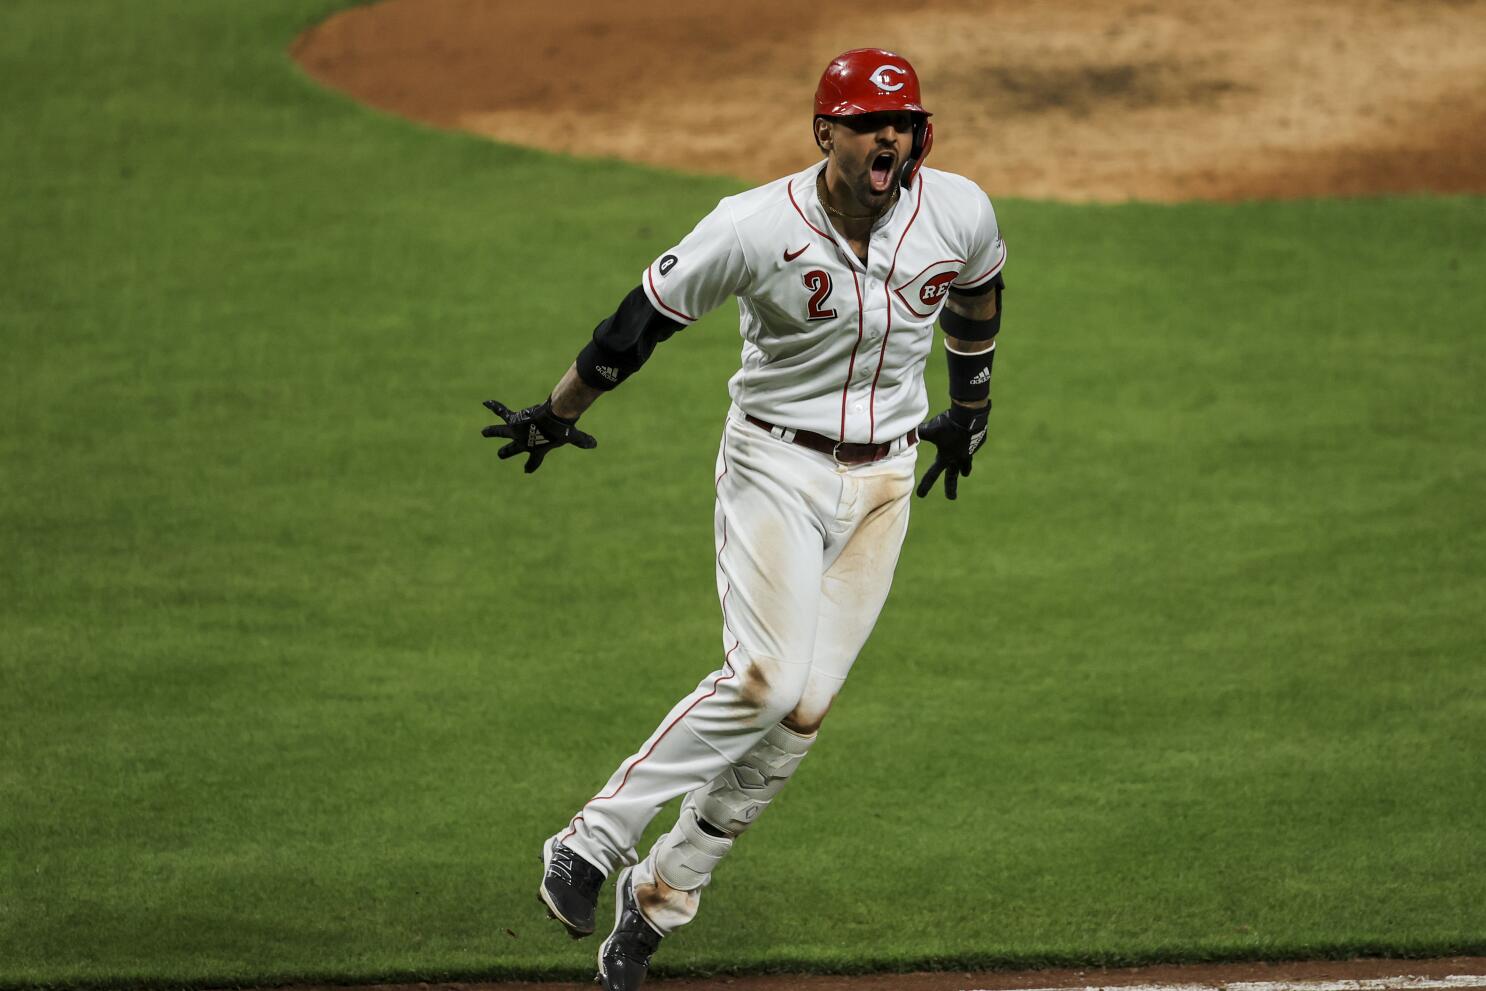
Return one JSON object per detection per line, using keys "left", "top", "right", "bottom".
{"left": 869, "top": 151, "right": 896, "bottom": 194}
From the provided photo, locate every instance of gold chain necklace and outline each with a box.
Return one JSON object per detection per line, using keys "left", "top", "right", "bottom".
{"left": 817, "top": 171, "right": 896, "bottom": 222}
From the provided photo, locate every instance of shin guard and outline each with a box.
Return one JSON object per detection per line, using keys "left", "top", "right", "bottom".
{"left": 637, "top": 722, "right": 815, "bottom": 934}
{"left": 637, "top": 805, "right": 732, "bottom": 933}
{"left": 691, "top": 721, "right": 815, "bottom": 836}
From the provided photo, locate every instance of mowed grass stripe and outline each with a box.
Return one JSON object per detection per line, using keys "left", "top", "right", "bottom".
{"left": 2, "top": 0, "right": 1484, "bottom": 986}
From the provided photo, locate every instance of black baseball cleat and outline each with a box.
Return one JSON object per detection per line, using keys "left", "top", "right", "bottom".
{"left": 538, "top": 836, "right": 605, "bottom": 939}
{"left": 595, "top": 867, "right": 663, "bottom": 990}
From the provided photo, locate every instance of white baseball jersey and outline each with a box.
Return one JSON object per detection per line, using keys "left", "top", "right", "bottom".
{"left": 640, "top": 161, "right": 1006, "bottom": 444}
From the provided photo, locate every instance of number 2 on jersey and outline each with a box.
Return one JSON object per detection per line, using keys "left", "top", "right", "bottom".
{"left": 802, "top": 270, "right": 837, "bottom": 321}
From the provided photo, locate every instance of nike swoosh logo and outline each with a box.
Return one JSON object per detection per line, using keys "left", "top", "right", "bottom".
{"left": 783, "top": 245, "right": 808, "bottom": 262}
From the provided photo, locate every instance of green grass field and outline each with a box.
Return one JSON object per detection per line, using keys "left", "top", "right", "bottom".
{"left": 2, "top": 1, "right": 1485, "bottom": 987}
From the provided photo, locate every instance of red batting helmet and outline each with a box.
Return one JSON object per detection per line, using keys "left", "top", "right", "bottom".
{"left": 813, "top": 48, "right": 935, "bottom": 188}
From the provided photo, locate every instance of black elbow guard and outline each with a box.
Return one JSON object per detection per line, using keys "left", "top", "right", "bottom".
{"left": 575, "top": 338, "right": 634, "bottom": 391}
{"left": 574, "top": 285, "right": 684, "bottom": 391}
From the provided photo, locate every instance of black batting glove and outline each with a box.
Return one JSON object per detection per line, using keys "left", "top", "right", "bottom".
{"left": 481, "top": 398, "right": 597, "bottom": 474}
{"left": 915, "top": 403, "right": 989, "bottom": 500}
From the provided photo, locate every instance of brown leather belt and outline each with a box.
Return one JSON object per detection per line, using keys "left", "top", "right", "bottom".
{"left": 745, "top": 413, "right": 917, "bottom": 465}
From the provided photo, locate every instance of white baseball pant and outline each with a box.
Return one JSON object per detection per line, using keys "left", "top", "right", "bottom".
{"left": 557, "top": 403, "right": 917, "bottom": 927}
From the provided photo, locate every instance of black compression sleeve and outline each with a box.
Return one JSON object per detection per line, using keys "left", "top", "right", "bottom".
{"left": 946, "top": 341, "right": 994, "bottom": 404}
{"left": 574, "top": 285, "right": 685, "bottom": 391}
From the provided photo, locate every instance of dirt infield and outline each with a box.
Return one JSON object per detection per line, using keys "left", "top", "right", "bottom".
{"left": 276, "top": 957, "right": 1486, "bottom": 991}
{"left": 290, "top": 0, "right": 1486, "bottom": 202}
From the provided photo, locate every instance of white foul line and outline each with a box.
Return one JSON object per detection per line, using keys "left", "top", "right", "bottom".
{"left": 963, "top": 977, "right": 1486, "bottom": 991}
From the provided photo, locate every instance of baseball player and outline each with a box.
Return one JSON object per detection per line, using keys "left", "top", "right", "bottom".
{"left": 484, "top": 48, "right": 1006, "bottom": 990}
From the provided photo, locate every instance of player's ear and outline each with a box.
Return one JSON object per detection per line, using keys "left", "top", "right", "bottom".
{"left": 813, "top": 116, "right": 832, "bottom": 154}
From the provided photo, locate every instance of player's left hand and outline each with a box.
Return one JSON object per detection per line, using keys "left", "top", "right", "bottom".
{"left": 915, "top": 403, "right": 989, "bottom": 500}
{"left": 481, "top": 398, "right": 598, "bottom": 474}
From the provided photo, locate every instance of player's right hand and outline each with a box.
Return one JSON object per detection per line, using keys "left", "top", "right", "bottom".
{"left": 481, "top": 398, "right": 598, "bottom": 474}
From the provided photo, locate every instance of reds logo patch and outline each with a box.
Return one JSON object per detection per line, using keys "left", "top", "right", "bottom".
{"left": 892, "top": 259, "right": 964, "bottom": 318}
{"left": 917, "top": 272, "right": 956, "bottom": 307}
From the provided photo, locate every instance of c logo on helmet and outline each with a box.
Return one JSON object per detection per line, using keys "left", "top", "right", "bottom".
{"left": 871, "top": 65, "right": 906, "bottom": 93}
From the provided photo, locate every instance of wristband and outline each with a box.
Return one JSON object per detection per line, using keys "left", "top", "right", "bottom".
{"left": 945, "top": 341, "right": 994, "bottom": 405}
{"left": 947, "top": 399, "right": 990, "bottom": 431}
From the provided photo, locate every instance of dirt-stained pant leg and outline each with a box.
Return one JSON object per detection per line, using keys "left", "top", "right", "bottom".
{"left": 632, "top": 431, "right": 917, "bottom": 933}
{"left": 790, "top": 445, "right": 916, "bottom": 732}
{"left": 558, "top": 412, "right": 843, "bottom": 875}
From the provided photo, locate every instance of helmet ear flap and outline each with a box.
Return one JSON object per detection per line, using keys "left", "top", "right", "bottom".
{"left": 901, "top": 118, "right": 934, "bottom": 188}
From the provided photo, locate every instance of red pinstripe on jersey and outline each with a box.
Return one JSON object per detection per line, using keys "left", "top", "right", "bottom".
{"left": 646, "top": 263, "right": 697, "bottom": 323}
{"left": 787, "top": 177, "right": 835, "bottom": 242}
{"left": 790, "top": 171, "right": 871, "bottom": 444}
{"left": 837, "top": 267, "right": 866, "bottom": 442}
{"left": 869, "top": 176, "right": 924, "bottom": 442}
{"left": 953, "top": 238, "right": 1007, "bottom": 290}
